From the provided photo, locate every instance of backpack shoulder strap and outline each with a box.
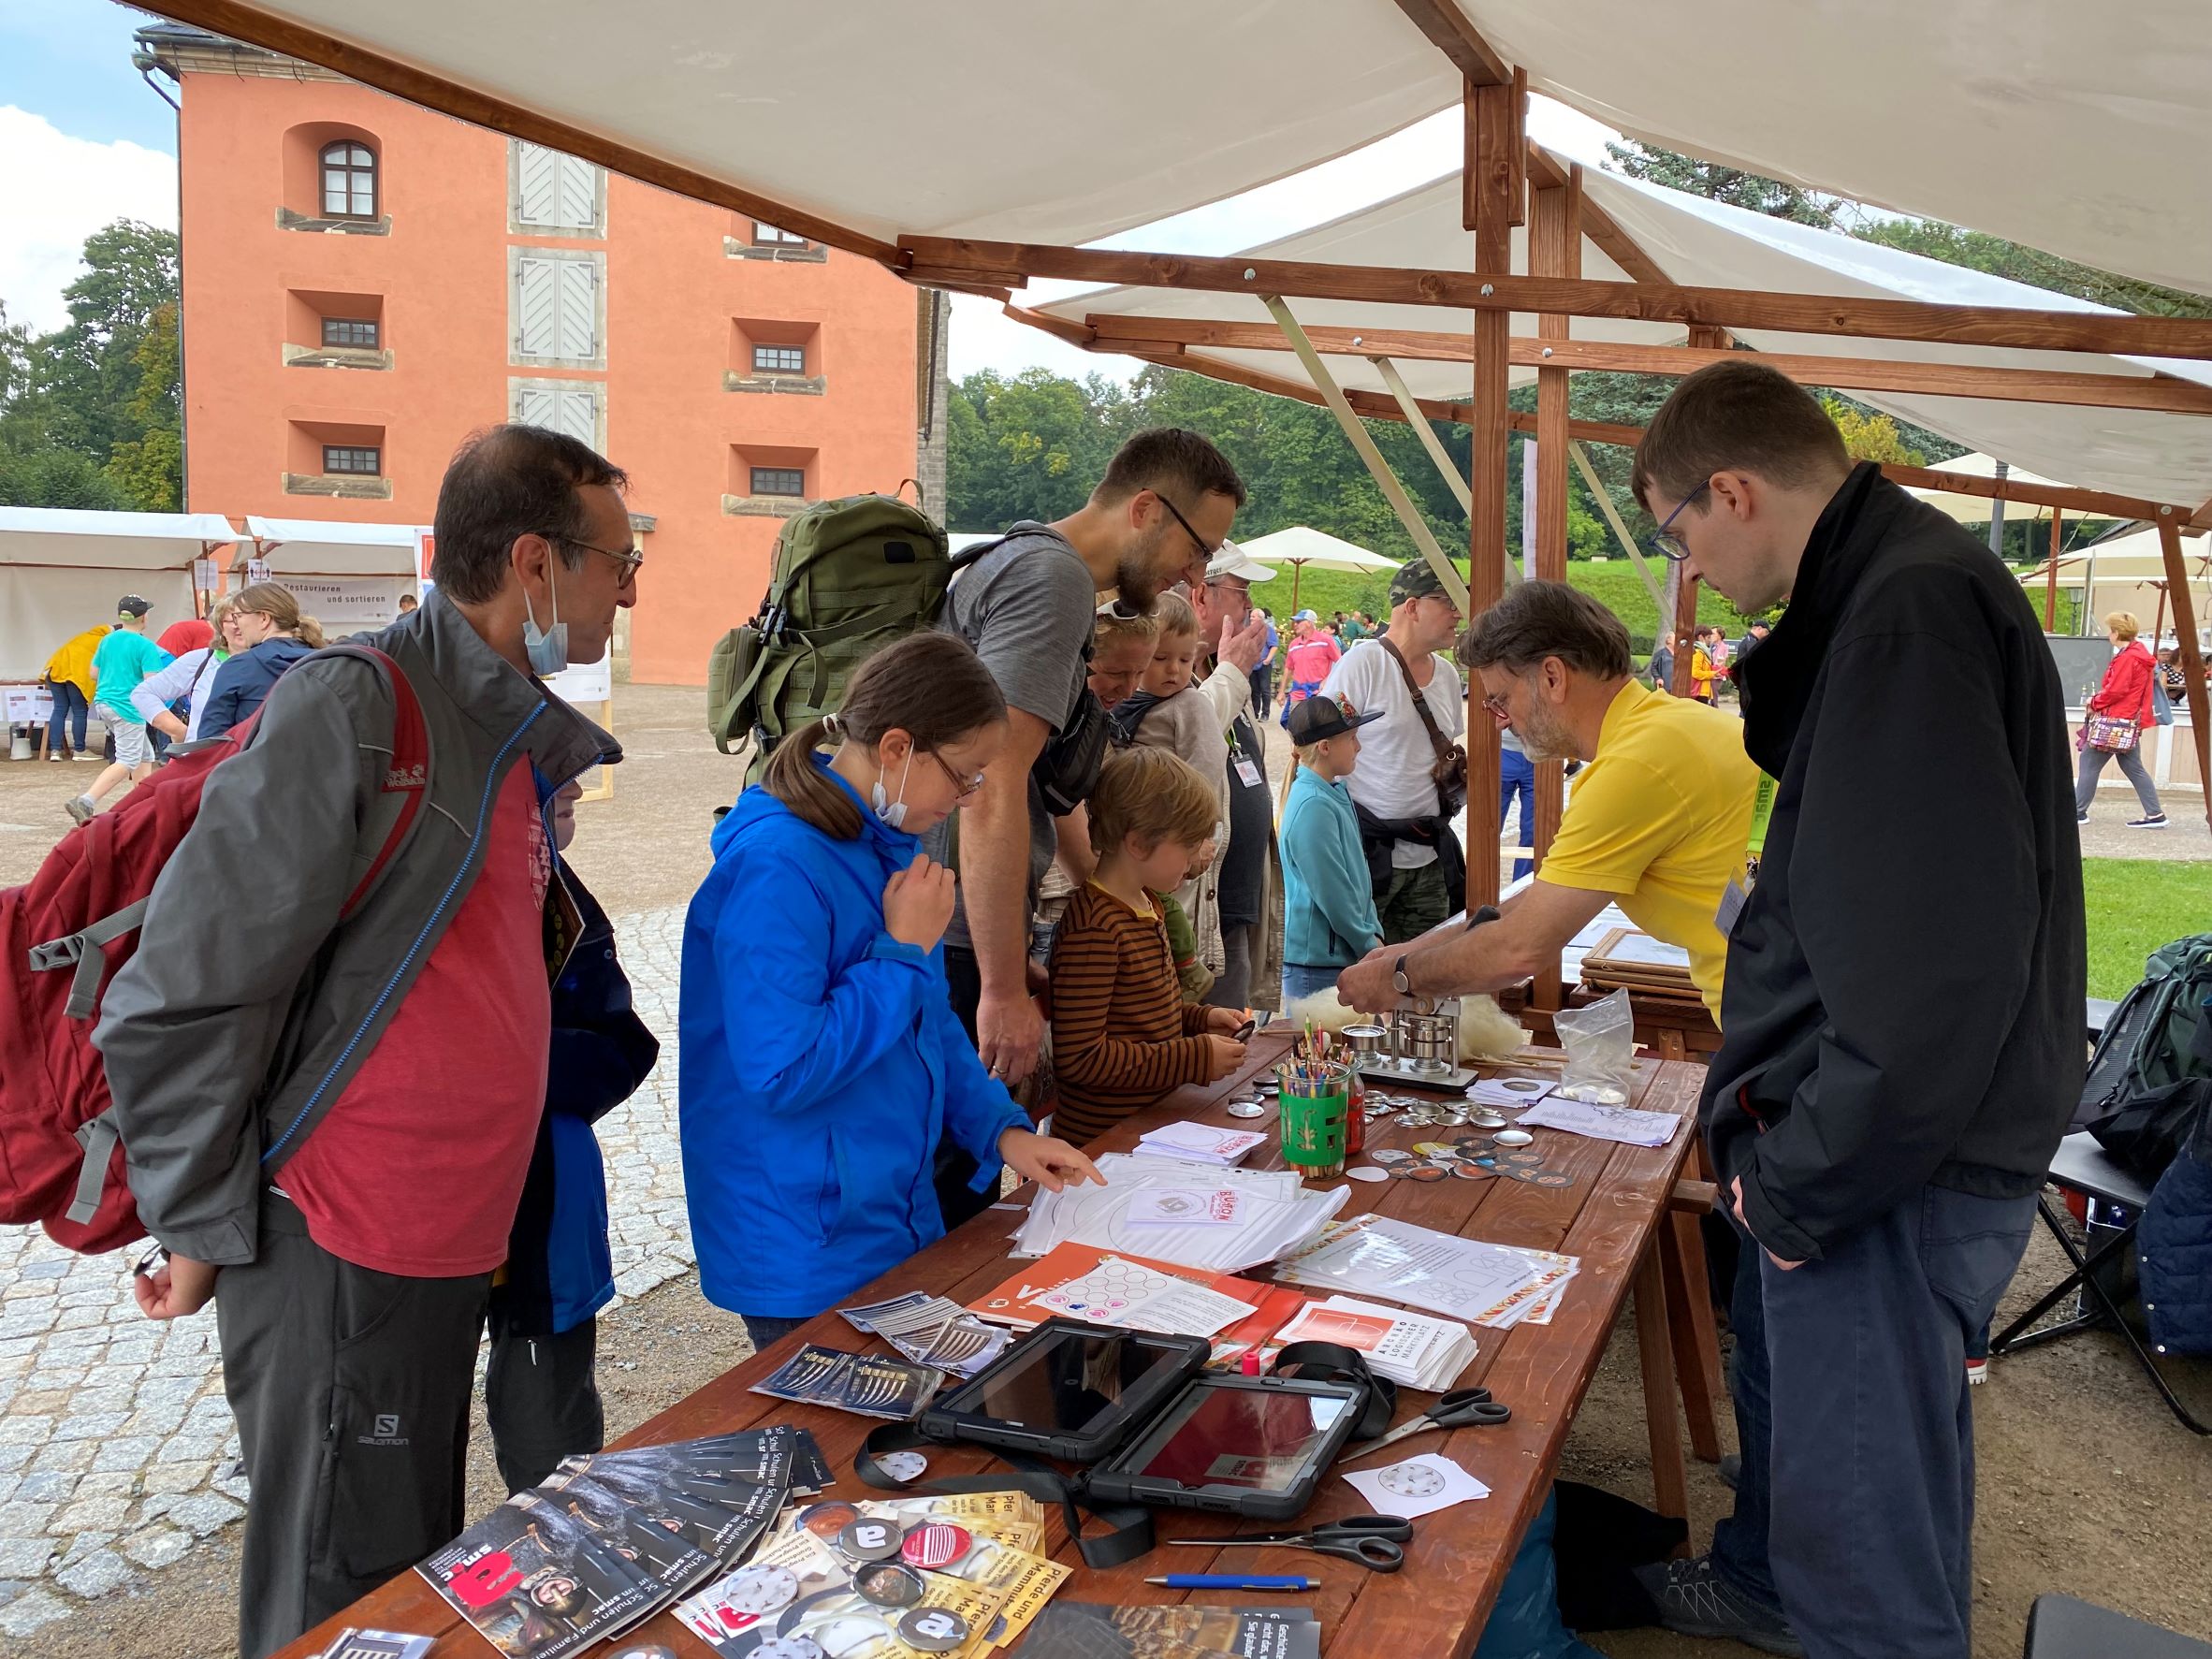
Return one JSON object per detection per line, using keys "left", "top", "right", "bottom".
{"left": 309, "top": 642, "right": 432, "bottom": 919}
{"left": 1378, "top": 636, "right": 1458, "bottom": 767}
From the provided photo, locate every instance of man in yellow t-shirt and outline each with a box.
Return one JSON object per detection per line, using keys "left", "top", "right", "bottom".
{"left": 1338, "top": 580, "right": 1759, "bottom": 1021}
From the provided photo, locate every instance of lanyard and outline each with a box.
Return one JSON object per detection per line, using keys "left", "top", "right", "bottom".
{"left": 1743, "top": 772, "right": 1778, "bottom": 890}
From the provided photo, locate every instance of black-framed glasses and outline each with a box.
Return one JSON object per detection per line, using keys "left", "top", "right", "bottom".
{"left": 1153, "top": 491, "right": 1218, "bottom": 563}
{"left": 545, "top": 532, "right": 646, "bottom": 582}
{"left": 929, "top": 751, "right": 986, "bottom": 799}
{"left": 1649, "top": 483, "right": 1710, "bottom": 563}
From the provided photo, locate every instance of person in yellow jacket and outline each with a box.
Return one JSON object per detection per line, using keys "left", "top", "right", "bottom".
{"left": 42, "top": 624, "right": 110, "bottom": 762}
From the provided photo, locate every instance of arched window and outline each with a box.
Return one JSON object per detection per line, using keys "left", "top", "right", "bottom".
{"left": 320, "top": 141, "right": 377, "bottom": 219}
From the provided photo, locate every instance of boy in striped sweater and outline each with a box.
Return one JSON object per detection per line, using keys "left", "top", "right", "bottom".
{"left": 1048, "top": 748, "right": 1249, "bottom": 1145}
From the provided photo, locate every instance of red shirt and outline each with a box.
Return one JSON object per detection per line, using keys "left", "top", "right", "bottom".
{"left": 283, "top": 767, "right": 553, "bottom": 1276}
{"left": 157, "top": 618, "right": 212, "bottom": 657}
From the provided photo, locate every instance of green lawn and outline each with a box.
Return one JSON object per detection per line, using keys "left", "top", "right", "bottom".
{"left": 2083, "top": 858, "right": 2211, "bottom": 999}
{"left": 1261, "top": 559, "right": 1752, "bottom": 648}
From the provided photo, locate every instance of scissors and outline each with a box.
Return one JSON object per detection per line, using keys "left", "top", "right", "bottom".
{"left": 1166, "top": 1514, "right": 1413, "bottom": 1572}
{"left": 1335, "top": 1387, "right": 1512, "bottom": 1466}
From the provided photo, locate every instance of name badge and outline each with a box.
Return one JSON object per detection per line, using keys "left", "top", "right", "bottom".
{"left": 1714, "top": 877, "right": 1749, "bottom": 938}
{"left": 1232, "top": 755, "right": 1263, "bottom": 789}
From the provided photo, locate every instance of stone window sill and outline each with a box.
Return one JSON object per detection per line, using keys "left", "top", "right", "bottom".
{"left": 283, "top": 343, "right": 394, "bottom": 371}
{"left": 721, "top": 494, "right": 810, "bottom": 518}
{"left": 722, "top": 239, "right": 827, "bottom": 263}
{"left": 284, "top": 472, "right": 393, "bottom": 500}
{"left": 722, "top": 371, "right": 826, "bottom": 396}
{"left": 277, "top": 208, "right": 392, "bottom": 236}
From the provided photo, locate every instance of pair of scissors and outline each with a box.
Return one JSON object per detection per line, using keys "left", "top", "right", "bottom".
{"left": 1336, "top": 1387, "right": 1512, "bottom": 1466}
{"left": 1166, "top": 1514, "right": 1413, "bottom": 1572}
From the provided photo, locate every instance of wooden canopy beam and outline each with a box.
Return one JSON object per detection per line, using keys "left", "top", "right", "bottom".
{"left": 903, "top": 239, "right": 2212, "bottom": 360}
{"left": 1387, "top": 0, "right": 1514, "bottom": 86}
{"left": 1879, "top": 464, "right": 2172, "bottom": 523}
{"left": 142, "top": 0, "right": 897, "bottom": 263}
{"left": 1075, "top": 316, "right": 2212, "bottom": 416}
{"left": 2154, "top": 517, "right": 2212, "bottom": 834}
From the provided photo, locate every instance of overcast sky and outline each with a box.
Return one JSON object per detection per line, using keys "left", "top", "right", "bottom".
{"left": 0, "top": 0, "right": 1623, "bottom": 374}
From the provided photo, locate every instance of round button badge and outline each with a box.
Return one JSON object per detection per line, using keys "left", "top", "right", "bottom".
{"left": 875, "top": 1449, "right": 929, "bottom": 1484}
{"left": 901, "top": 1521, "right": 972, "bottom": 1571}
{"left": 899, "top": 1608, "right": 972, "bottom": 1652}
{"left": 716, "top": 1564, "right": 799, "bottom": 1617}
{"left": 854, "top": 1561, "right": 927, "bottom": 1609}
{"left": 1226, "top": 1101, "right": 1269, "bottom": 1119}
{"left": 837, "top": 1518, "right": 907, "bottom": 1563}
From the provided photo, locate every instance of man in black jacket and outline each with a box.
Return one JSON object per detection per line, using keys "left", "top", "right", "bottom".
{"left": 1627, "top": 362, "right": 2084, "bottom": 1659}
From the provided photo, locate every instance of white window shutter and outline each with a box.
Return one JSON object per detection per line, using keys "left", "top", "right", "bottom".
{"left": 551, "top": 386, "right": 597, "bottom": 446}
{"left": 517, "top": 257, "right": 558, "bottom": 356}
{"left": 557, "top": 155, "right": 597, "bottom": 230}
{"left": 555, "top": 261, "right": 596, "bottom": 358}
{"left": 517, "top": 144, "right": 561, "bottom": 226}
{"left": 517, "top": 385, "right": 558, "bottom": 429}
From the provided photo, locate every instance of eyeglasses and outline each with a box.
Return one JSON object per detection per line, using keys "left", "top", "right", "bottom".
{"left": 1479, "top": 690, "right": 1514, "bottom": 721}
{"left": 929, "top": 751, "right": 986, "bottom": 799}
{"left": 1153, "top": 491, "right": 1218, "bottom": 563}
{"left": 1649, "top": 483, "right": 1710, "bottom": 563}
{"left": 546, "top": 532, "right": 646, "bottom": 582}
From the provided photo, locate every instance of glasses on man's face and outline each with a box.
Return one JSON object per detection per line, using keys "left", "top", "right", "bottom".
{"left": 546, "top": 532, "right": 646, "bottom": 584}
{"left": 1154, "top": 492, "right": 1218, "bottom": 565}
{"left": 929, "top": 751, "right": 986, "bottom": 800}
{"left": 1479, "top": 689, "right": 1515, "bottom": 722}
{"left": 1649, "top": 483, "right": 1711, "bottom": 563}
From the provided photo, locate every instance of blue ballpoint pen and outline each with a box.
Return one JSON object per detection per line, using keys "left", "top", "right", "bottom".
{"left": 1142, "top": 1573, "right": 1317, "bottom": 1592}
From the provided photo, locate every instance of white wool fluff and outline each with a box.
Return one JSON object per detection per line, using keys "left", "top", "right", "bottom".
{"left": 1277, "top": 989, "right": 1528, "bottom": 1061}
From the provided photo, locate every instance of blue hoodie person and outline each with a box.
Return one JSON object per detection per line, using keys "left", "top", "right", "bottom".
{"left": 1279, "top": 694, "right": 1386, "bottom": 1004}
{"left": 196, "top": 584, "right": 326, "bottom": 739}
{"left": 678, "top": 633, "right": 1100, "bottom": 1351}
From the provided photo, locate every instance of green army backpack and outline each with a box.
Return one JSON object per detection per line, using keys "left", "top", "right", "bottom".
{"left": 708, "top": 495, "right": 987, "bottom": 778}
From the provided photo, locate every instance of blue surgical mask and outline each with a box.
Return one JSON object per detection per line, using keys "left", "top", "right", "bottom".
{"left": 522, "top": 554, "right": 570, "bottom": 676}
{"left": 871, "top": 751, "right": 915, "bottom": 829}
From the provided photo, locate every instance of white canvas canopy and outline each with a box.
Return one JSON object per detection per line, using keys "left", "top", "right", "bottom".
{"left": 245, "top": 516, "right": 422, "bottom": 578}
{"left": 1035, "top": 158, "right": 2212, "bottom": 510}
{"left": 1902, "top": 453, "right": 2078, "bottom": 524}
{"left": 0, "top": 508, "right": 240, "bottom": 682}
{"left": 138, "top": 1, "right": 2208, "bottom": 298}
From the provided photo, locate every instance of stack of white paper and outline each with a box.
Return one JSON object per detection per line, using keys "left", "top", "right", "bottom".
{"left": 1029, "top": 1254, "right": 1259, "bottom": 1338}
{"left": 1273, "top": 1215, "right": 1582, "bottom": 1329}
{"left": 1133, "top": 1121, "right": 1271, "bottom": 1165}
{"left": 1015, "top": 1154, "right": 1347, "bottom": 1273}
{"left": 1271, "top": 1296, "right": 1478, "bottom": 1390}
{"left": 1516, "top": 1097, "right": 1681, "bottom": 1146}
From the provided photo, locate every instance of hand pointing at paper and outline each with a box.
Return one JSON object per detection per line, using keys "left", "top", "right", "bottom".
{"left": 999, "top": 1128, "right": 1103, "bottom": 1194}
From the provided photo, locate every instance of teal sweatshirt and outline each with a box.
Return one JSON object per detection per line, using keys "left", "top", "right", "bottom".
{"left": 1280, "top": 764, "right": 1383, "bottom": 968}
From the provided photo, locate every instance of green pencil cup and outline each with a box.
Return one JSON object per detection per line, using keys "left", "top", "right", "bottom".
{"left": 1278, "top": 1088, "right": 1348, "bottom": 1179}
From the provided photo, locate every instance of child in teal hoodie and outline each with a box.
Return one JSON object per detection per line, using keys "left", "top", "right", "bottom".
{"left": 1279, "top": 694, "right": 1386, "bottom": 1003}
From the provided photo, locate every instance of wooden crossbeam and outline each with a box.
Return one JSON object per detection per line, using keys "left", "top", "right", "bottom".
{"left": 1879, "top": 463, "right": 2171, "bottom": 523}
{"left": 141, "top": 0, "right": 897, "bottom": 263}
{"left": 1386, "top": 0, "right": 1514, "bottom": 85}
{"left": 903, "top": 239, "right": 2212, "bottom": 360}
{"left": 1075, "top": 316, "right": 2212, "bottom": 415}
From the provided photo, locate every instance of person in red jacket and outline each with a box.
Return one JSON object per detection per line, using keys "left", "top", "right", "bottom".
{"left": 2075, "top": 610, "right": 2165, "bottom": 829}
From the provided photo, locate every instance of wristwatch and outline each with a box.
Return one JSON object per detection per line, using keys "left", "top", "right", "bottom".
{"left": 1392, "top": 955, "right": 1413, "bottom": 997}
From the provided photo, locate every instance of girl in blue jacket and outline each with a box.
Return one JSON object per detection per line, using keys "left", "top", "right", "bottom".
{"left": 1278, "top": 694, "right": 1386, "bottom": 1003}
{"left": 680, "top": 632, "right": 1099, "bottom": 1350}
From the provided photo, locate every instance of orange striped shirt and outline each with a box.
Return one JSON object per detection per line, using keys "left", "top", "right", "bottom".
{"left": 1049, "top": 881, "right": 1215, "bottom": 1146}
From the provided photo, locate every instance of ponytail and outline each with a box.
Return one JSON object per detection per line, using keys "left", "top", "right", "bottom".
{"left": 763, "top": 715, "right": 863, "bottom": 840}
{"left": 760, "top": 632, "right": 1007, "bottom": 840}
{"left": 296, "top": 616, "right": 327, "bottom": 648}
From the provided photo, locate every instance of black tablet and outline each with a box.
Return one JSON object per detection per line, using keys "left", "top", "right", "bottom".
{"left": 919, "top": 1319, "right": 1210, "bottom": 1464}
{"left": 1086, "top": 1372, "right": 1369, "bottom": 1521}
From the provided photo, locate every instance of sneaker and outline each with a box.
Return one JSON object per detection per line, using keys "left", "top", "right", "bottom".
{"left": 2127, "top": 813, "right": 2169, "bottom": 829}
{"left": 1634, "top": 1555, "right": 1806, "bottom": 1658}
{"left": 1966, "top": 1357, "right": 1988, "bottom": 1386}
{"left": 2076, "top": 811, "right": 2090, "bottom": 824}
{"left": 64, "top": 795, "right": 95, "bottom": 826}
{"left": 76, "top": 749, "right": 101, "bottom": 761}
{"left": 46, "top": 750, "right": 63, "bottom": 762}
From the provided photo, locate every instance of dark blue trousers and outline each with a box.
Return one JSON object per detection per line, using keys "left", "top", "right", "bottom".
{"left": 1499, "top": 744, "right": 1535, "bottom": 880}
{"left": 1712, "top": 1185, "right": 2035, "bottom": 1659}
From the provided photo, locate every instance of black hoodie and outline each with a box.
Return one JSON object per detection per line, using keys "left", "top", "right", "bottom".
{"left": 1703, "top": 462, "right": 2086, "bottom": 1262}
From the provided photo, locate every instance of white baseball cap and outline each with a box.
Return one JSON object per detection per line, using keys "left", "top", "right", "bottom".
{"left": 1205, "top": 539, "right": 1275, "bottom": 584}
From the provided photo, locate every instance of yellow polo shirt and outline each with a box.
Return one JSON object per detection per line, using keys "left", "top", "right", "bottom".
{"left": 1538, "top": 681, "right": 1763, "bottom": 1020}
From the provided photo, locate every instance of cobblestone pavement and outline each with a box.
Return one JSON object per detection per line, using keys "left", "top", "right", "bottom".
{"left": 0, "top": 906, "right": 693, "bottom": 1639}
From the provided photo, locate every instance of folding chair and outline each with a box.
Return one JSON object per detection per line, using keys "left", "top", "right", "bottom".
{"left": 2024, "top": 1593, "right": 2212, "bottom": 1658}
{"left": 1990, "top": 1132, "right": 2210, "bottom": 1435}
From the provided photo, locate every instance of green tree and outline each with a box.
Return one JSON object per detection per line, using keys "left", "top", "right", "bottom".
{"left": 0, "top": 447, "right": 129, "bottom": 510}
{"left": 103, "top": 301, "right": 183, "bottom": 510}
{"left": 1853, "top": 218, "right": 2212, "bottom": 319}
{"left": 1604, "top": 139, "right": 1840, "bottom": 228}
{"left": 1819, "top": 396, "right": 1925, "bottom": 466}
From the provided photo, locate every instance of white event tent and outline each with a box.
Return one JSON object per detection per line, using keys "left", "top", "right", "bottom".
{"left": 0, "top": 508, "right": 240, "bottom": 682}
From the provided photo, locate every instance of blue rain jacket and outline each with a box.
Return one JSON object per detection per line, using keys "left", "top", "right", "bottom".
{"left": 679, "top": 761, "right": 1026, "bottom": 1318}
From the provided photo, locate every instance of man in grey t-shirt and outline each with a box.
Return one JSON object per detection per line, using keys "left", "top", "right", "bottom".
{"left": 925, "top": 429, "right": 1246, "bottom": 1228}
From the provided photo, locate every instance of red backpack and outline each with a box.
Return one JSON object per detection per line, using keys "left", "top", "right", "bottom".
{"left": 0, "top": 643, "right": 429, "bottom": 1253}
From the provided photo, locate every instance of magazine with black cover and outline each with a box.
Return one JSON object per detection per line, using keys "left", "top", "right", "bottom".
{"left": 316, "top": 1632, "right": 433, "bottom": 1659}
{"left": 921, "top": 1319, "right": 1211, "bottom": 1464}
{"left": 1026, "top": 1601, "right": 1323, "bottom": 1659}
{"left": 534, "top": 1470, "right": 719, "bottom": 1596}
{"left": 417, "top": 1490, "right": 662, "bottom": 1659}
{"left": 1086, "top": 1373, "right": 1368, "bottom": 1522}
{"left": 559, "top": 1450, "right": 785, "bottom": 1563}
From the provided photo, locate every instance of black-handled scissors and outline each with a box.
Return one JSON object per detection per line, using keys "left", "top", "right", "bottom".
{"left": 1166, "top": 1514, "right": 1413, "bottom": 1572}
{"left": 1335, "top": 1386, "right": 1512, "bottom": 1466}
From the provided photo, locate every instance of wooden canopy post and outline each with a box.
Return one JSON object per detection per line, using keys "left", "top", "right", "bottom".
{"left": 2045, "top": 512, "right": 2063, "bottom": 632}
{"left": 2154, "top": 516, "right": 2212, "bottom": 834}
{"left": 1463, "top": 69, "right": 1523, "bottom": 911}
{"left": 1525, "top": 159, "right": 1579, "bottom": 1007}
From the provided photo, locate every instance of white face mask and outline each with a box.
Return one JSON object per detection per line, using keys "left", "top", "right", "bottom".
{"left": 522, "top": 551, "right": 570, "bottom": 676}
{"left": 871, "top": 749, "right": 915, "bottom": 829}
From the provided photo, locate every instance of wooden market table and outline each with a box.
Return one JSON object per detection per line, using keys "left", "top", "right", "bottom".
{"left": 278, "top": 1034, "right": 1713, "bottom": 1659}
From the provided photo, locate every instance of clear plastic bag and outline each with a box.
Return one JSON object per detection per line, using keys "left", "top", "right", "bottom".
{"left": 1551, "top": 987, "right": 1636, "bottom": 1105}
